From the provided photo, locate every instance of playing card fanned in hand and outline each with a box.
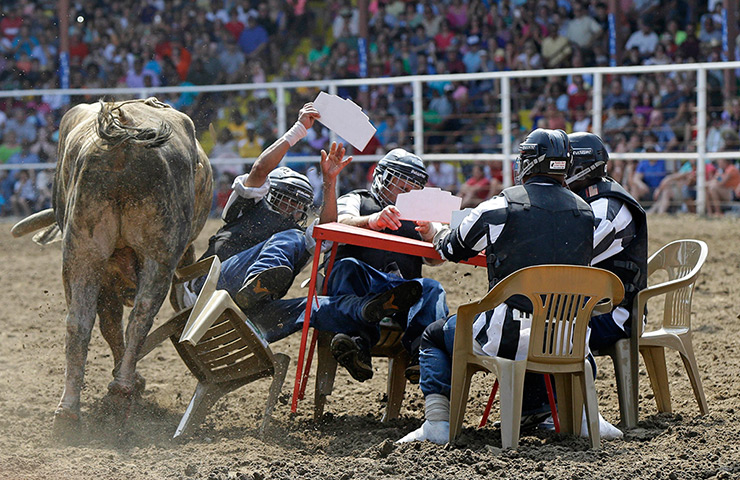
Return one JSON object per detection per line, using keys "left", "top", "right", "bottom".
{"left": 313, "top": 92, "right": 376, "bottom": 151}
{"left": 395, "top": 187, "right": 462, "bottom": 224}
{"left": 450, "top": 208, "right": 474, "bottom": 229}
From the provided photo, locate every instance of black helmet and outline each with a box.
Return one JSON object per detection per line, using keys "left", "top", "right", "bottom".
{"left": 515, "top": 128, "right": 571, "bottom": 184}
{"left": 371, "top": 148, "right": 429, "bottom": 206}
{"left": 566, "top": 132, "right": 608, "bottom": 190}
{"left": 266, "top": 166, "right": 314, "bottom": 226}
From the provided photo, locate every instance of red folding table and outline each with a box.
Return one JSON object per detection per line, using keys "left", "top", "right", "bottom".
{"left": 290, "top": 221, "right": 487, "bottom": 413}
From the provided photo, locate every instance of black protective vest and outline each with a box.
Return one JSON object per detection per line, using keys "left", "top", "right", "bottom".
{"left": 488, "top": 180, "right": 595, "bottom": 311}
{"left": 200, "top": 197, "right": 301, "bottom": 262}
{"left": 579, "top": 178, "right": 648, "bottom": 326}
{"left": 335, "top": 190, "right": 423, "bottom": 279}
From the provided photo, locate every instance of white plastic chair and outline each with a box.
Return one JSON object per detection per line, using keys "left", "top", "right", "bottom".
{"left": 638, "top": 239, "right": 709, "bottom": 416}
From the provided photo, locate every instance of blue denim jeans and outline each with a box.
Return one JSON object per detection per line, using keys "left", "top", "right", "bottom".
{"left": 419, "top": 315, "right": 552, "bottom": 415}
{"left": 192, "top": 229, "right": 391, "bottom": 345}
{"left": 326, "top": 257, "right": 449, "bottom": 352}
{"left": 215, "top": 228, "right": 310, "bottom": 296}
{"left": 246, "top": 294, "right": 379, "bottom": 344}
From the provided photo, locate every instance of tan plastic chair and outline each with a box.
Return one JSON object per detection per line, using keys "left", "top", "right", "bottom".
{"left": 594, "top": 239, "right": 709, "bottom": 428}
{"left": 637, "top": 239, "right": 709, "bottom": 416}
{"left": 314, "top": 321, "right": 409, "bottom": 422}
{"left": 449, "top": 265, "right": 624, "bottom": 450}
{"left": 138, "top": 256, "right": 290, "bottom": 438}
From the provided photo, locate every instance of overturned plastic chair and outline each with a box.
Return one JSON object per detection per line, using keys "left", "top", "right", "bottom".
{"left": 449, "top": 265, "right": 624, "bottom": 450}
{"left": 138, "top": 256, "right": 290, "bottom": 438}
{"left": 638, "top": 239, "right": 709, "bottom": 416}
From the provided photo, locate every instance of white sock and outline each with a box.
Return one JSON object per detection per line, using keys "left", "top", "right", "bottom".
{"left": 580, "top": 410, "right": 624, "bottom": 440}
{"left": 396, "top": 394, "right": 450, "bottom": 444}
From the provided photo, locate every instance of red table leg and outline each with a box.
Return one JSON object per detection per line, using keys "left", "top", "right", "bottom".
{"left": 291, "top": 239, "right": 323, "bottom": 413}
{"left": 478, "top": 379, "right": 499, "bottom": 428}
{"left": 544, "top": 374, "right": 560, "bottom": 433}
{"left": 299, "top": 243, "right": 339, "bottom": 400}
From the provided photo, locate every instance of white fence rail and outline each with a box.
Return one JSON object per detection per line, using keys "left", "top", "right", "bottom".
{"left": 4, "top": 61, "right": 740, "bottom": 215}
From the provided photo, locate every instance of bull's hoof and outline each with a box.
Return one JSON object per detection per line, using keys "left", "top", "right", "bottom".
{"left": 110, "top": 369, "right": 146, "bottom": 396}
{"left": 133, "top": 372, "right": 146, "bottom": 396}
{"left": 100, "top": 389, "right": 134, "bottom": 427}
{"left": 107, "top": 379, "right": 135, "bottom": 398}
{"left": 52, "top": 407, "right": 81, "bottom": 440}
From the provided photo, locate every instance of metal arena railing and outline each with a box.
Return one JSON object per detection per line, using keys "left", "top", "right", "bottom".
{"left": 3, "top": 60, "right": 740, "bottom": 215}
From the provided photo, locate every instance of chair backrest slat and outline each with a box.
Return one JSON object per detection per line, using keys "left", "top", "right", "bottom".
{"left": 174, "top": 306, "right": 274, "bottom": 383}
{"left": 531, "top": 290, "right": 600, "bottom": 364}
{"left": 195, "top": 329, "right": 242, "bottom": 352}
{"left": 205, "top": 346, "right": 254, "bottom": 369}
{"left": 198, "top": 336, "right": 248, "bottom": 363}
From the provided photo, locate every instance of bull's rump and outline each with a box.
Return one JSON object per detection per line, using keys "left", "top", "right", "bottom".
{"left": 53, "top": 99, "right": 212, "bottom": 259}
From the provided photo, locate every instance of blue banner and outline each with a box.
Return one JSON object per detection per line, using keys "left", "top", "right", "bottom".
{"left": 59, "top": 51, "right": 70, "bottom": 89}
{"left": 608, "top": 13, "right": 617, "bottom": 67}
{"left": 721, "top": 8, "right": 728, "bottom": 62}
{"left": 358, "top": 37, "right": 368, "bottom": 92}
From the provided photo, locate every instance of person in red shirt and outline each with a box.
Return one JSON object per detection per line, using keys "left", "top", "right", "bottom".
{"left": 68, "top": 33, "right": 90, "bottom": 66}
{"left": 459, "top": 163, "right": 491, "bottom": 208}
{"left": 707, "top": 158, "right": 740, "bottom": 216}
{"left": 434, "top": 21, "right": 455, "bottom": 51}
{"left": 0, "top": 7, "right": 23, "bottom": 43}
{"left": 224, "top": 9, "right": 245, "bottom": 41}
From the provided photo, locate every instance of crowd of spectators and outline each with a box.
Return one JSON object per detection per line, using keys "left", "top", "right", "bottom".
{"left": 1, "top": 0, "right": 740, "bottom": 217}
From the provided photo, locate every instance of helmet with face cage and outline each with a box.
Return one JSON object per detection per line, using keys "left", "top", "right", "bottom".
{"left": 266, "top": 167, "right": 314, "bottom": 226}
{"left": 371, "top": 148, "right": 429, "bottom": 207}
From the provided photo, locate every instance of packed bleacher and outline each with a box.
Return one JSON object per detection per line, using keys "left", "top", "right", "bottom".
{"left": 1, "top": 0, "right": 739, "bottom": 218}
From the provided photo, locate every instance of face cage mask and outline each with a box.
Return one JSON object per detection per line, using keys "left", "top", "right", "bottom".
{"left": 374, "top": 168, "right": 426, "bottom": 207}
{"left": 266, "top": 189, "right": 310, "bottom": 227}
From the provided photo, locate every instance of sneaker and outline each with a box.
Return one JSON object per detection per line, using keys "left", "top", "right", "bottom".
{"left": 361, "top": 282, "right": 423, "bottom": 324}
{"left": 404, "top": 351, "right": 420, "bottom": 384}
{"left": 330, "top": 334, "right": 373, "bottom": 382}
{"left": 519, "top": 410, "right": 552, "bottom": 432}
{"left": 234, "top": 265, "right": 293, "bottom": 311}
{"left": 538, "top": 415, "right": 555, "bottom": 431}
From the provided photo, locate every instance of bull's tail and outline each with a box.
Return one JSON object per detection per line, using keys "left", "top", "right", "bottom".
{"left": 96, "top": 100, "right": 172, "bottom": 149}
{"left": 11, "top": 209, "right": 61, "bottom": 245}
{"left": 11, "top": 208, "right": 55, "bottom": 237}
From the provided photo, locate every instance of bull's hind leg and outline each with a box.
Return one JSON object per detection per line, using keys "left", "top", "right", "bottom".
{"left": 55, "top": 258, "right": 107, "bottom": 430}
{"left": 108, "top": 257, "right": 174, "bottom": 398}
{"left": 98, "top": 288, "right": 146, "bottom": 396}
{"left": 55, "top": 209, "right": 118, "bottom": 432}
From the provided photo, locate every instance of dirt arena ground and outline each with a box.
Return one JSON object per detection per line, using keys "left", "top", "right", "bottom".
{"left": 1, "top": 215, "right": 739, "bottom": 480}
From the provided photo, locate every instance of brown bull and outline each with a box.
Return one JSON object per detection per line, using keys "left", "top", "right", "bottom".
{"left": 16, "top": 98, "right": 212, "bottom": 429}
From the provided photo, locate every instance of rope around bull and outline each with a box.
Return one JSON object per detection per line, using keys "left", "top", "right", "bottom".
{"left": 96, "top": 98, "right": 173, "bottom": 149}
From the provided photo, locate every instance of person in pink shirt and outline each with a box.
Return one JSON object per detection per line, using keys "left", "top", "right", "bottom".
{"left": 445, "top": 0, "right": 468, "bottom": 31}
